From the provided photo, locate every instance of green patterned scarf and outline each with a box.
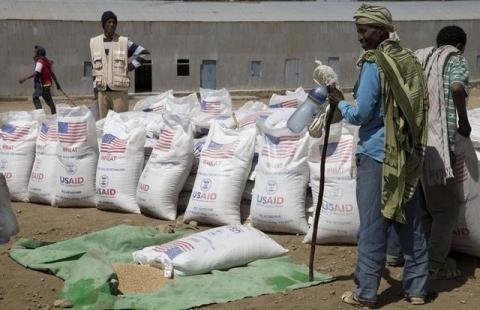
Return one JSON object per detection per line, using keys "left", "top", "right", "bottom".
{"left": 358, "top": 38, "right": 429, "bottom": 223}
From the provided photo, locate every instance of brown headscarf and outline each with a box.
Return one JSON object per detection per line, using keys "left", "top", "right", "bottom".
{"left": 354, "top": 4, "right": 395, "bottom": 32}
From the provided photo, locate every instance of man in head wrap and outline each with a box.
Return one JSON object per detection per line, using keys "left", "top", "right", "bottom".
{"left": 327, "top": 4, "right": 430, "bottom": 307}
{"left": 19, "top": 45, "right": 62, "bottom": 114}
{"left": 89, "top": 11, "right": 151, "bottom": 118}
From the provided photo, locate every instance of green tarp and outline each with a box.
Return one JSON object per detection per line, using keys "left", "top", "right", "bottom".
{"left": 9, "top": 225, "right": 334, "bottom": 310}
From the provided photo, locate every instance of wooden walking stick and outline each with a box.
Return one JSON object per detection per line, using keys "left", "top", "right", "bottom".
{"left": 59, "top": 89, "right": 78, "bottom": 107}
{"left": 308, "top": 103, "right": 336, "bottom": 281}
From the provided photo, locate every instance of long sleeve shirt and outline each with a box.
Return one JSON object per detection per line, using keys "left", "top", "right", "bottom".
{"left": 338, "top": 61, "right": 384, "bottom": 162}
{"left": 103, "top": 37, "right": 151, "bottom": 69}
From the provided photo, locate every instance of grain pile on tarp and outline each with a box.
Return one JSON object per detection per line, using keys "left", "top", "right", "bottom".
{"left": 9, "top": 225, "right": 333, "bottom": 310}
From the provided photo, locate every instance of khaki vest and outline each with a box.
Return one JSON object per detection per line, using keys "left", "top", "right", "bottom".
{"left": 90, "top": 34, "right": 130, "bottom": 92}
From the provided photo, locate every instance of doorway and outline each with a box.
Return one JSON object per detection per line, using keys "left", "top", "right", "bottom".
{"left": 200, "top": 60, "right": 217, "bottom": 89}
{"left": 135, "top": 61, "right": 152, "bottom": 93}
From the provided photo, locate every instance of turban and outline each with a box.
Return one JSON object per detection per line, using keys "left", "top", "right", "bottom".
{"left": 101, "top": 11, "right": 117, "bottom": 28}
{"left": 354, "top": 4, "right": 395, "bottom": 33}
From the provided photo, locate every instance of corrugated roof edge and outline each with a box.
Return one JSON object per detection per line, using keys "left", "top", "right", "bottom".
{"left": 1, "top": 1, "right": 479, "bottom": 22}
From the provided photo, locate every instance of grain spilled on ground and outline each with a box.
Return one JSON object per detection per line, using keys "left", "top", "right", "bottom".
{"left": 114, "top": 264, "right": 169, "bottom": 294}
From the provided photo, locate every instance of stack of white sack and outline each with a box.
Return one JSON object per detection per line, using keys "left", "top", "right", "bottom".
{"left": 54, "top": 106, "right": 98, "bottom": 207}
{"left": 136, "top": 114, "right": 194, "bottom": 220}
{"left": 269, "top": 87, "right": 308, "bottom": 109}
{"left": 133, "top": 225, "right": 288, "bottom": 277}
{"left": 96, "top": 111, "right": 146, "bottom": 213}
{"left": 250, "top": 108, "right": 310, "bottom": 234}
{"left": 191, "top": 88, "right": 232, "bottom": 135}
{"left": 132, "top": 90, "right": 173, "bottom": 112}
{"left": 304, "top": 121, "right": 360, "bottom": 244}
{"left": 0, "top": 110, "right": 44, "bottom": 202}
{"left": 184, "top": 121, "right": 256, "bottom": 225}
{"left": 214, "top": 100, "right": 272, "bottom": 203}
{"left": 28, "top": 115, "right": 58, "bottom": 205}
{"left": 182, "top": 101, "right": 270, "bottom": 210}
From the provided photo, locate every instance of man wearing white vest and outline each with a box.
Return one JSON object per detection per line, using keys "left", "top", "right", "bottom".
{"left": 90, "top": 11, "right": 150, "bottom": 118}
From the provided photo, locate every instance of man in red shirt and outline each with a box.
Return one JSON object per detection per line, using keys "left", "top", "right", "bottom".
{"left": 19, "top": 45, "right": 62, "bottom": 114}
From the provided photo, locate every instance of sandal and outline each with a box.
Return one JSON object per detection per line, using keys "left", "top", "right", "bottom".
{"left": 341, "top": 291, "right": 375, "bottom": 309}
{"left": 407, "top": 296, "right": 425, "bottom": 305}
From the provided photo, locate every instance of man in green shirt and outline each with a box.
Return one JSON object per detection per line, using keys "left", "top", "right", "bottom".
{"left": 388, "top": 25, "right": 470, "bottom": 279}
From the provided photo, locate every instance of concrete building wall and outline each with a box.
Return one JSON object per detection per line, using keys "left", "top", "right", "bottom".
{"left": 2, "top": 19, "right": 480, "bottom": 97}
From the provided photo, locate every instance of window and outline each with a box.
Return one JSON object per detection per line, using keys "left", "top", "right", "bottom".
{"left": 249, "top": 61, "right": 262, "bottom": 77}
{"left": 177, "top": 59, "right": 190, "bottom": 76}
{"left": 83, "top": 61, "right": 92, "bottom": 77}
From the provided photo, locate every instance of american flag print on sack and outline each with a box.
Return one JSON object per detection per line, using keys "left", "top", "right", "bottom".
{"left": 155, "top": 129, "right": 175, "bottom": 151}
{"left": 201, "top": 140, "right": 239, "bottom": 159}
{"left": 271, "top": 98, "right": 298, "bottom": 109}
{"left": 0, "top": 124, "right": 31, "bottom": 142}
{"left": 200, "top": 100, "right": 223, "bottom": 115}
{"left": 152, "top": 240, "right": 194, "bottom": 260}
{"left": 58, "top": 121, "right": 87, "bottom": 143}
{"left": 325, "top": 137, "right": 354, "bottom": 163}
{"left": 142, "top": 104, "right": 164, "bottom": 113}
{"left": 39, "top": 123, "right": 58, "bottom": 142}
{"left": 262, "top": 134, "right": 299, "bottom": 159}
{"left": 100, "top": 133, "right": 127, "bottom": 153}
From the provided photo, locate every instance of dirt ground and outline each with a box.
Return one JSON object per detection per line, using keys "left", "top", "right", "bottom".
{"left": 1, "top": 88, "right": 480, "bottom": 310}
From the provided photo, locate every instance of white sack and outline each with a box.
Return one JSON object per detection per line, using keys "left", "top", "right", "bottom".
{"left": 250, "top": 108, "right": 310, "bottom": 234}
{"left": 133, "top": 225, "right": 288, "bottom": 276}
{"left": 451, "top": 140, "right": 480, "bottom": 257}
{"left": 133, "top": 90, "right": 173, "bottom": 112}
{"left": 28, "top": 115, "right": 58, "bottom": 205}
{"left": 0, "top": 110, "right": 44, "bottom": 202}
{"left": 269, "top": 87, "right": 307, "bottom": 109}
{"left": 304, "top": 121, "right": 359, "bottom": 244}
{"left": 184, "top": 122, "right": 256, "bottom": 225}
{"left": 96, "top": 112, "right": 145, "bottom": 213}
{"left": 191, "top": 88, "right": 232, "bottom": 134}
{"left": 137, "top": 117, "right": 194, "bottom": 220}
{"left": 55, "top": 106, "right": 98, "bottom": 207}
{"left": 216, "top": 101, "right": 270, "bottom": 129}
{"left": 165, "top": 92, "right": 200, "bottom": 118}
{"left": 467, "top": 108, "right": 480, "bottom": 150}
{"left": 308, "top": 122, "right": 357, "bottom": 180}
{"left": 304, "top": 179, "right": 359, "bottom": 244}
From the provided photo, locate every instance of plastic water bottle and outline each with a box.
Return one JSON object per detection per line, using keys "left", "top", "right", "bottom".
{"left": 287, "top": 86, "right": 328, "bottom": 133}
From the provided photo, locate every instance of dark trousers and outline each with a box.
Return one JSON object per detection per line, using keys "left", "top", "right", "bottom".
{"left": 33, "top": 86, "right": 56, "bottom": 114}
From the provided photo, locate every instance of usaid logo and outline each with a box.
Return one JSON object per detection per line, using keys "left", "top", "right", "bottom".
{"left": 100, "top": 175, "right": 109, "bottom": 187}
{"left": 0, "top": 159, "right": 7, "bottom": 170}
{"left": 65, "top": 162, "right": 77, "bottom": 175}
{"left": 266, "top": 180, "right": 278, "bottom": 195}
{"left": 200, "top": 178, "right": 212, "bottom": 191}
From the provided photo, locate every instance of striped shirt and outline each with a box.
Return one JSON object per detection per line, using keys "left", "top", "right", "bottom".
{"left": 443, "top": 53, "right": 469, "bottom": 151}
{"left": 103, "top": 36, "right": 151, "bottom": 69}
